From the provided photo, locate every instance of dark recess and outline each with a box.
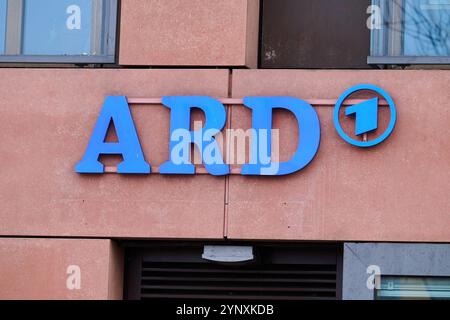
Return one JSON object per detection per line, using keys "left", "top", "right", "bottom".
{"left": 260, "top": 0, "right": 372, "bottom": 69}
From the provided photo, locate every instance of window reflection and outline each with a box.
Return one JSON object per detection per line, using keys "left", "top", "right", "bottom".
{"left": 0, "top": 0, "right": 6, "bottom": 54}
{"left": 404, "top": 0, "right": 450, "bottom": 56}
{"left": 22, "top": 0, "right": 94, "bottom": 55}
{"left": 377, "top": 276, "right": 450, "bottom": 300}
{"left": 371, "top": 0, "right": 450, "bottom": 57}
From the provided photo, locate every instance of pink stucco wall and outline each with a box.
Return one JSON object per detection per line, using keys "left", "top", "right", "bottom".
{"left": 119, "top": 0, "right": 260, "bottom": 67}
{"left": 228, "top": 70, "right": 450, "bottom": 242}
{"left": 3, "top": 1, "right": 449, "bottom": 301}
{"left": 0, "top": 68, "right": 449, "bottom": 242}
{"left": 0, "top": 238, "right": 123, "bottom": 299}
{"left": 0, "top": 69, "right": 228, "bottom": 239}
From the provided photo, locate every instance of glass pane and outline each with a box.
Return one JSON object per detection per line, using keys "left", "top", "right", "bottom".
{"left": 377, "top": 276, "right": 450, "bottom": 300}
{"left": 0, "top": 0, "right": 6, "bottom": 54}
{"left": 22, "top": 0, "right": 96, "bottom": 55}
{"left": 371, "top": 0, "right": 450, "bottom": 57}
{"left": 404, "top": 0, "right": 450, "bottom": 56}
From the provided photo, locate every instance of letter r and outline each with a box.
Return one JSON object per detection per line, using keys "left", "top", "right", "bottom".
{"left": 159, "top": 96, "right": 229, "bottom": 175}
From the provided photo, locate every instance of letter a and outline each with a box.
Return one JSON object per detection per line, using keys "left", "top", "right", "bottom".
{"left": 75, "top": 96, "right": 150, "bottom": 174}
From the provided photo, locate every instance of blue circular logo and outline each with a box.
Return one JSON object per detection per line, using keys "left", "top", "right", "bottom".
{"left": 333, "top": 84, "right": 397, "bottom": 147}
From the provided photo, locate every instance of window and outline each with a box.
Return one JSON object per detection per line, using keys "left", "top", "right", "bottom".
{"left": 0, "top": 0, "right": 117, "bottom": 63}
{"left": 260, "top": 0, "right": 372, "bottom": 68}
{"left": 0, "top": 0, "right": 6, "bottom": 53}
{"left": 376, "top": 276, "right": 450, "bottom": 300}
{"left": 369, "top": 0, "right": 450, "bottom": 64}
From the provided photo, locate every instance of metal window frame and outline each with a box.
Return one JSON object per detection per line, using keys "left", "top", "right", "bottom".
{"left": 368, "top": 55, "right": 450, "bottom": 64}
{"left": 0, "top": 0, "right": 118, "bottom": 64}
{"left": 368, "top": 0, "right": 450, "bottom": 65}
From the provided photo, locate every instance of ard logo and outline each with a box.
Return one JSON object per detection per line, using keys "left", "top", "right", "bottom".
{"left": 76, "top": 85, "right": 396, "bottom": 176}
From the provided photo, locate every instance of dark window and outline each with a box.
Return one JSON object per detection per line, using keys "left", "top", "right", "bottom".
{"left": 260, "top": 0, "right": 371, "bottom": 68}
{"left": 124, "top": 242, "right": 343, "bottom": 301}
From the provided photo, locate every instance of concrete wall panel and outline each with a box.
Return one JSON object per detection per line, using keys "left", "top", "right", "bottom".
{"left": 0, "top": 69, "right": 228, "bottom": 238}
{"left": 0, "top": 238, "right": 122, "bottom": 300}
{"left": 227, "top": 69, "right": 450, "bottom": 242}
{"left": 119, "top": 0, "right": 259, "bottom": 67}
{"left": 343, "top": 243, "right": 450, "bottom": 300}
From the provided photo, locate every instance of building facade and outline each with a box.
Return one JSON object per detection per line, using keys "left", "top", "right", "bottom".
{"left": 1, "top": 0, "right": 450, "bottom": 300}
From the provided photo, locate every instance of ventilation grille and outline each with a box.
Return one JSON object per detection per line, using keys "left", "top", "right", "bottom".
{"left": 139, "top": 261, "right": 338, "bottom": 300}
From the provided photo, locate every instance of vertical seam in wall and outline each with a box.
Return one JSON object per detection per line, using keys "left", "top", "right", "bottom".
{"left": 114, "top": 0, "right": 122, "bottom": 65}
{"left": 106, "top": 240, "right": 113, "bottom": 299}
{"left": 223, "top": 69, "right": 233, "bottom": 239}
{"left": 244, "top": 0, "right": 250, "bottom": 67}
{"left": 245, "top": 0, "right": 259, "bottom": 68}
{"left": 257, "top": 0, "right": 263, "bottom": 68}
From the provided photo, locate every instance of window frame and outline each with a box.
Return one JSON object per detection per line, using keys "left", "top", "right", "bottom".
{"left": 0, "top": 0, "right": 118, "bottom": 64}
{"left": 368, "top": 0, "right": 450, "bottom": 65}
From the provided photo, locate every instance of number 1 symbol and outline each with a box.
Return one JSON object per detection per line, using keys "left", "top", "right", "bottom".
{"left": 345, "top": 98, "right": 379, "bottom": 136}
